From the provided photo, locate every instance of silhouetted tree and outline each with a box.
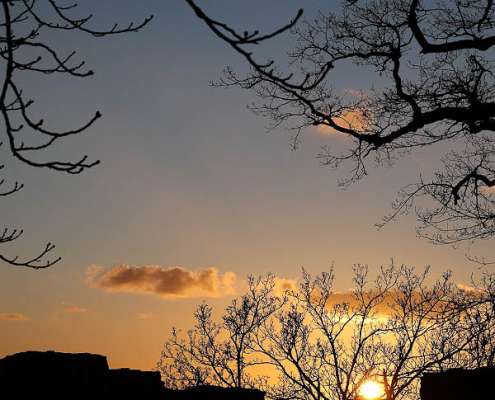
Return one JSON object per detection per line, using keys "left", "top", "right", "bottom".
{"left": 0, "top": 0, "right": 152, "bottom": 268}
{"left": 449, "top": 269, "right": 495, "bottom": 369}
{"left": 186, "top": 0, "right": 495, "bottom": 246}
{"left": 159, "top": 264, "right": 495, "bottom": 400}
{"left": 158, "top": 275, "right": 283, "bottom": 389}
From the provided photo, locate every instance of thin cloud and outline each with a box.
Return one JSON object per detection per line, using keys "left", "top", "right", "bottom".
{"left": 273, "top": 277, "right": 298, "bottom": 296}
{"left": 314, "top": 109, "right": 372, "bottom": 135}
{"left": 457, "top": 283, "right": 486, "bottom": 295}
{"left": 86, "top": 265, "right": 237, "bottom": 299}
{"left": 64, "top": 306, "right": 87, "bottom": 314}
{"left": 272, "top": 277, "right": 390, "bottom": 321}
{"left": 0, "top": 313, "right": 29, "bottom": 321}
{"left": 480, "top": 185, "right": 495, "bottom": 195}
{"left": 343, "top": 88, "right": 365, "bottom": 97}
{"left": 138, "top": 312, "right": 153, "bottom": 320}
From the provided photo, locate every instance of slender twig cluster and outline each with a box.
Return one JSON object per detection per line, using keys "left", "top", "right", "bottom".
{"left": 187, "top": 0, "right": 495, "bottom": 245}
{"left": 0, "top": 0, "right": 152, "bottom": 268}
{"left": 159, "top": 265, "right": 495, "bottom": 400}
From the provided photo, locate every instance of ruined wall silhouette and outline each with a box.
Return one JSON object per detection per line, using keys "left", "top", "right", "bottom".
{"left": 421, "top": 367, "right": 495, "bottom": 400}
{"left": 0, "top": 351, "right": 265, "bottom": 399}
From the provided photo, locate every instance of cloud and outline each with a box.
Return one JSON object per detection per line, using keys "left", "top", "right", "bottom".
{"left": 0, "top": 313, "right": 28, "bottom": 321}
{"left": 64, "top": 306, "right": 87, "bottom": 314}
{"left": 457, "top": 283, "right": 485, "bottom": 295}
{"left": 314, "top": 109, "right": 371, "bottom": 135}
{"left": 305, "top": 289, "right": 415, "bottom": 323}
{"left": 138, "top": 312, "right": 153, "bottom": 320}
{"left": 480, "top": 185, "right": 495, "bottom": 195}
{"left": 273, "top": 277, "right": 298, "bottom": 296}
{"left": 86, "top": 265, "right": 237, "bottom": 299}
{"left": 343, "top": 88, "right": 365, "bottom": 97}
{"left": 271, "top": 278, "right": 389, "bottom": 321}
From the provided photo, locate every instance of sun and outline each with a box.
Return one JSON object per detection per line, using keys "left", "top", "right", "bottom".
{"left": 358, "top": 380, "right": 385, "bottom": 400}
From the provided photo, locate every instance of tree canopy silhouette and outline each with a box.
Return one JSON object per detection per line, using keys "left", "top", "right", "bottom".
{"left": 186, "top": 0, "right": 495, "bottom": 246}
{"left": 159, "top": 265, "right": 495, "bottom": 400}
{"left": 0, "top": 0, "right": 152, "bottom": 268}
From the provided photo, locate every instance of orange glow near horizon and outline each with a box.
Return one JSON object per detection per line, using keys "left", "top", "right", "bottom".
{"left": 358, "top": 380, "right": 385, "bottom": 400}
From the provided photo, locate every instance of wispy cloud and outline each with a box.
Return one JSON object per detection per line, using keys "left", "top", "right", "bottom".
{"left": 273, "top": 277, "right": 298, "bottom": 296}
{"left": 457, "top": 283, "right": 485, "bottom": 295}
{"left": 480, "top": 185, "right": 495, "bottom": 195}
{"left": 138, "top": 312, "right": 153, "bottom": 320}
{"left": 0, "top": 313, "right": 29, "bottom": 321}
{"left": 314, "top": 109, "right": 371, "bottom": 135}
{"left": 86, "top": 265, "right": 237, "bottom": 299}
{"left": 64, "top": 306, "right": 87, "bottom": 314}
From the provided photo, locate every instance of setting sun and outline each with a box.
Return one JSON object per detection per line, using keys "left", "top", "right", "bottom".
{"left": 358, "top": 380, "right": 385, "bottom": 400}
{"left": 1, "top": 0, "right": 494, "bottom": 399}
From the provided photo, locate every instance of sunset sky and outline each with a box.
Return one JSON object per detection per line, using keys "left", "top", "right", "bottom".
{"left": 1, "top": 0, "right": 493, "bottom": 370}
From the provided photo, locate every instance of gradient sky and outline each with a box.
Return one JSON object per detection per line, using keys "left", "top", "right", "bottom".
{"left": 1, "top": 0, "right": 493, "bottom": 370}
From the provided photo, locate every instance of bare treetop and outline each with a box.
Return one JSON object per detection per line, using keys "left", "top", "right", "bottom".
{"left": 186, "top": 0, "right": 495, "bottom": 246}
{"left": 0, "top": 0, "right": 152, "bottom": 268}
{"left": 159, "top": 265, "right": 495, "bottom": 400}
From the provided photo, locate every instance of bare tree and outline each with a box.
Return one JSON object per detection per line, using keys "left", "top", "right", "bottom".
{"left": 0, "top": 0, "right": 152, "bottom": 268}
{"left": 185, "top": 0, "right": 495, "bottom": 246}
{"left": 158, "top": 274, "right": 283, "bottom": 389}
{"left": 448, "top": 269, "right": 495, "bottom": 369}
{"left": 158, "top": 264, "right": 495, "bottom": 400}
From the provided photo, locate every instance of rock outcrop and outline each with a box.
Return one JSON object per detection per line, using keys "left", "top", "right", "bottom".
{"left": 421, "top": 367, "right": 495, "bottom": 400}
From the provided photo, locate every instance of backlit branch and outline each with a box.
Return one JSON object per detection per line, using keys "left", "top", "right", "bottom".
{"left": 0, "top": 0, "right": 152, "bottom": 268}
{"left": 187, "top": 0, "right": 495, "bottom": 245}
{"left": 160, "top": 265, "right": 495, "bottom": 400}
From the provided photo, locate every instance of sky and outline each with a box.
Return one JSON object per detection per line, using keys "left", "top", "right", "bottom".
{"left": 0, "top": 0, "right": 493, "bottom": 370}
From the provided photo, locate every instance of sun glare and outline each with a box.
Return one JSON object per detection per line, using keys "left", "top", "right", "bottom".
{"left": 358, "top": 380, "right": 385, "bottom": 400}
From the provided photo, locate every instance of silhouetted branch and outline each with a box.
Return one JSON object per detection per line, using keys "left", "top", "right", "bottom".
{"left": 186, "top": 0, "right": 495, "bottom": 246}
{"left": 0, "top": 0, "right": 152, "bottom": 268}
{"left": 160, "top": 265, "right": 495, "bottom": 400}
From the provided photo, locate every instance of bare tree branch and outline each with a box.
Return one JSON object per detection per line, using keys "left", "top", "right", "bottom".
{"left": 186, "top": 0, "right": 495, "bottom": 246}
{"left": 0, "top": 0, "right": 152, "bottom": 268}
{"left": 159, "top": 265, "right": 495, "bottom": 400}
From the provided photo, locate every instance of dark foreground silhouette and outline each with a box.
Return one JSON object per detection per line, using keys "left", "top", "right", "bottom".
{"left": 421, "top": 367, "right": 495, "bottom": 400}
{"left": 1, "top": 351, "right": 494, "bottom": 399}
{"left": 0, "top": 351, "right": 265, "bottom": 399}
